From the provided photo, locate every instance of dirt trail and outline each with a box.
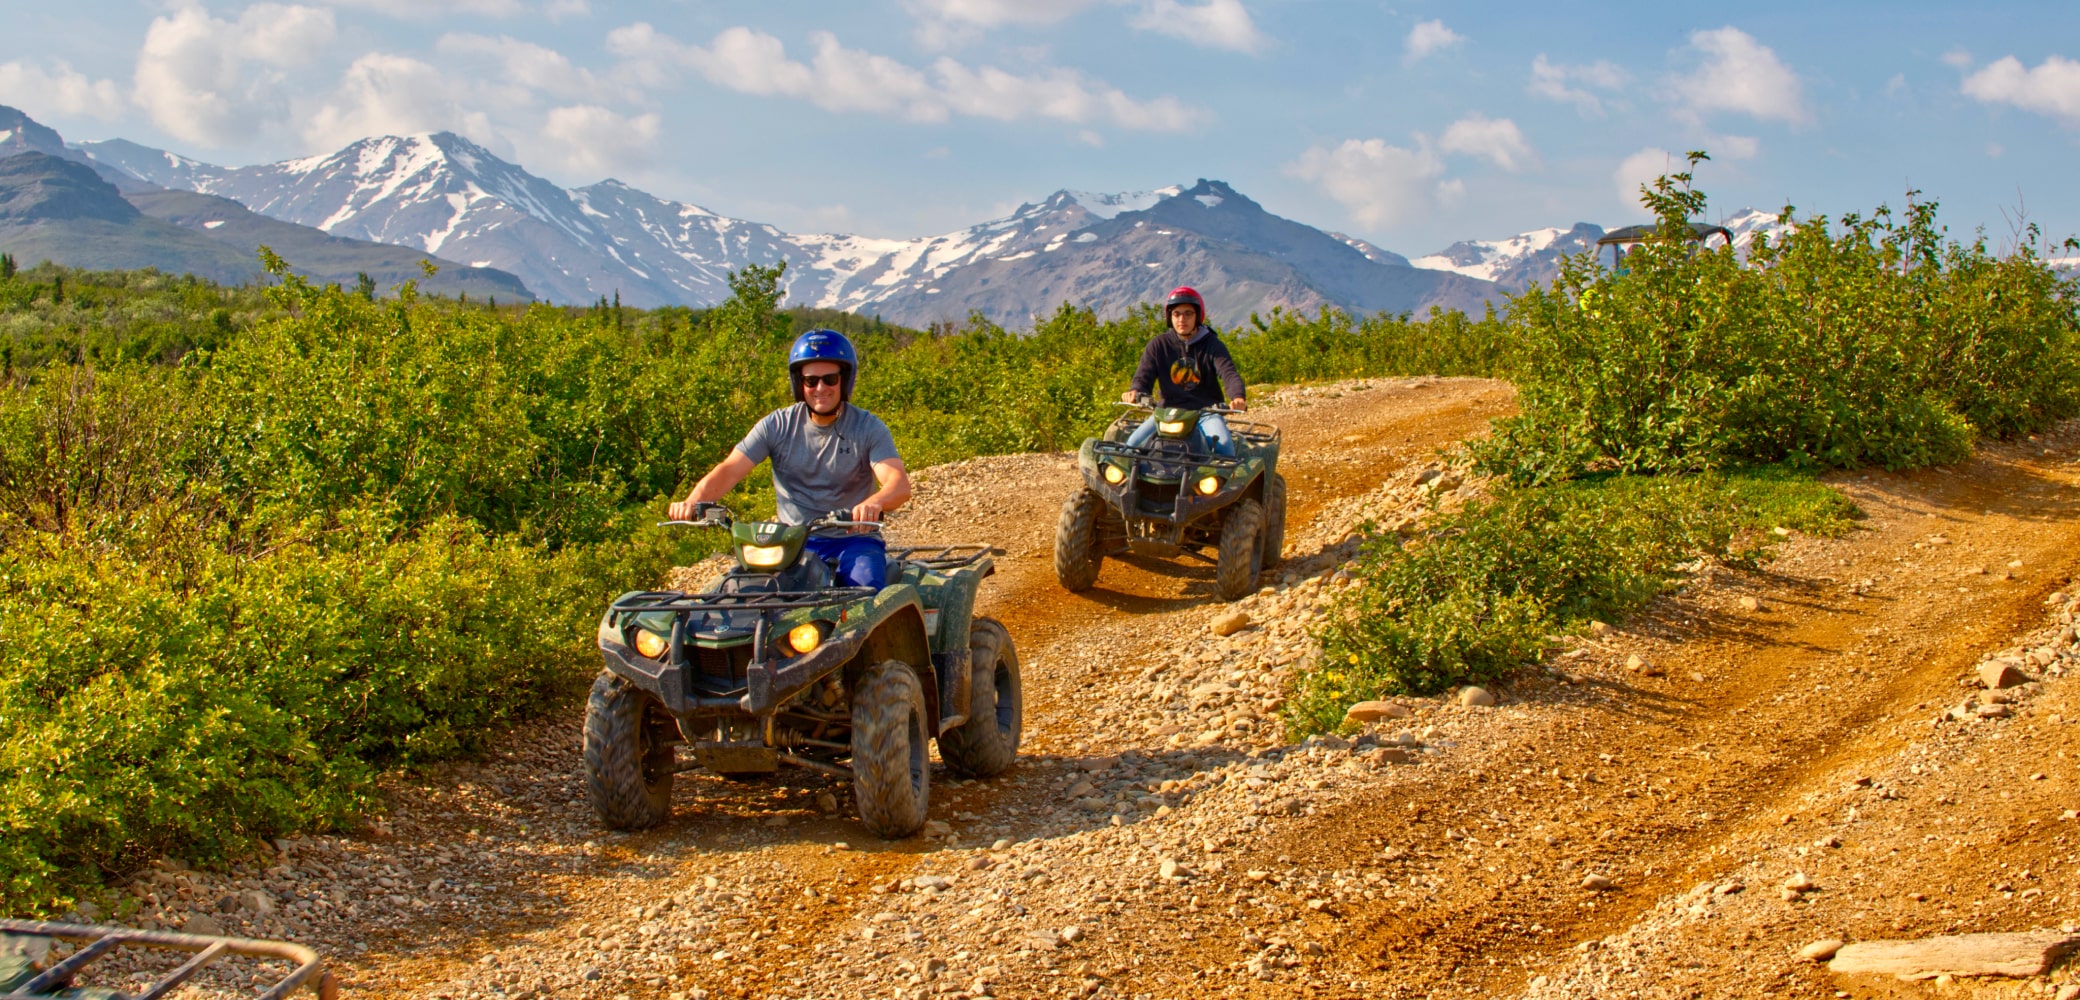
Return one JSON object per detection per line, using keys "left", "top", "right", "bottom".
{"left": 104, "top": 381, "right": 2080, "bottom": 1000}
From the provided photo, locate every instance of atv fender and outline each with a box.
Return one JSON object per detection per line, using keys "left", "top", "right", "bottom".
{"left": 912, "top": 560, "right": 994, "bottom": 733}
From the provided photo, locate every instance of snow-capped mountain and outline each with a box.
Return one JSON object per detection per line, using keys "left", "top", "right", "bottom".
{"left": 83, "top": 128, "right": 1500, "bottom": 324}
{"left": 1718, "top": 207, "right": 1795, "bottom": 251}
{"left": 1410, "top": 223, "right": 1603, "bottom": 293}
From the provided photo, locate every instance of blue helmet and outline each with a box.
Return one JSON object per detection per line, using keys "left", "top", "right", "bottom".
{"left": 789, "top": 328, "right": 857, "bottom": 402}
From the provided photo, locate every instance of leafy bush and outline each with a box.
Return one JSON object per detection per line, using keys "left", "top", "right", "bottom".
{"left": 1477, "top": 154, "right": 2080, "bottom": 482}
{"left": 1289, "top": 469, "right": 1857, "bottom": 734}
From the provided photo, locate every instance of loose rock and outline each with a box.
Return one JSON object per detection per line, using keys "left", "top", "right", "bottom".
{"left": 1212, "top": 611, "right": 1251, "bottom": 637}
{"left": 1458, "top": 686, "right": 1496, "bottom": 708}
{"left": 1344, "top": 700, "right": 1410, "bottom": 724}
{"left": 1799, "top": 939, "right": 1844, "bottom": 962}
{"left": 1979, "top": 659, "right": 2029, "bottom": 689}
{"left": 1581, "top": 874, "right": 1614, "bottom": 891}
{"left": 1828, "top": 931, "right": 2079, "bottom": 980}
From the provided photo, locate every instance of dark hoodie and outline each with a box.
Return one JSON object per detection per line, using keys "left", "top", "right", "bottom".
{"left": 1128, "top": 325, "right": 1246, "bottom": 410}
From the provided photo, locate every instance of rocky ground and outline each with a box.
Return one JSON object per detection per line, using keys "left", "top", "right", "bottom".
{"left": 37, "top": 377, "right": 2080, "bottom": 999}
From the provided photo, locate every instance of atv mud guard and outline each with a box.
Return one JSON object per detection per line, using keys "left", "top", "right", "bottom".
{"left": 0, "top": 920, "right": 335, "bottom": 1000}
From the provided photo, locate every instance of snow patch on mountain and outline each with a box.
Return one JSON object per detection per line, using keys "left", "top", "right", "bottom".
{"left": 1063, "top": 186, "right": 1182, "bottom": 219}
{"left": 1411, "top": 227, "right": 1571, "bottom": 282}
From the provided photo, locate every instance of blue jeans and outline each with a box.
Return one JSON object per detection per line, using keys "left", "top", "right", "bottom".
{"left": 805, "top": 534, "right": 887, "bottom": 589}
{"left": 1124, "top": 412, "right": 1234, "bottom": 457}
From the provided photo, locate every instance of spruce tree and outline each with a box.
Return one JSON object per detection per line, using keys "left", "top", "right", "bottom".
{"left": 0, "top": 252, "right": 15, "bottom": 280}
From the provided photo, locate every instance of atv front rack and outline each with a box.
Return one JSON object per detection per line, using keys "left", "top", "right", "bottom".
{"left": 610, "top": 588, "right": 878, "bottom": 614}
{"left": 1090, "top": 439, "right": 1249, "bottom": 470}
{"left": 0, "top": 920, "right": 335, "bottom": 1000}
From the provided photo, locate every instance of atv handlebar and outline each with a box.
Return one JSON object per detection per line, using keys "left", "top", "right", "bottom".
{"left": 1112, "top": 401, "right": 1243, "bottom": 414}
{"left": 657, "top": 506, "right": 883, "bottom": 532}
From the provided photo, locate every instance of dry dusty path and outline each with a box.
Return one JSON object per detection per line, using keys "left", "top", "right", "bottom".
{"left": 103, "top": 380, "right": 2080, "bottom": 1000}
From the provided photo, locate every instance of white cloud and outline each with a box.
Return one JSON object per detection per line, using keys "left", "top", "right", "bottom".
{"left": 1403, "top": 19, "right": 1463, "bottom": 64}
{"left": 302, "top": 51, "right": 495, "bottom": 150}
{"left": 543, "top": 0, "right": 587, "bottom": 19}
{"left": 1962, "top": 55, "right": 2080, "bottom": 127}
{"left": 1437, "top": 114, "right": 1534, "bottom": 172}
{"left": 537, "top": 104, "right": 660, "bottom": 175}
{"left": 1941, "top": 49, "right": 1972, "bottom": 70}
{"left": 1284, "top": 137, "right": 1459, "bottom": 229}
{"left": 1613, "top": 146, "right": 1673, "bottom": 206}
{"left": 435, "top": 33, "right": 630, "bottom": 103}
{"left": 1527, "top": 54, "right": 1627, "bottom": 115}
{"left": 1666, "top": 27, "right": 1810, "bottom": 125}
{"left": 0, "top": 61, "right": 126, "bottom": 120}
{"left": 1883, "top": 72, "right": 1907, "bottom": 99}
{"left": 132, "top": 3, "right": 337, "bottom": 146}
{"left": 1710, "top": 133, "right": 1759, "bottom": 159}
{"left": 608, "top": 24, "right": 1207, "bottom": 132}
{"left": 323, "top": 0, "right": 528, "bottom": 17}
{"left": 902, "top": 0, "right": 1098, "bottom": 48}
{"left": 1129, "top": 0, "right": 1267, "bottom": 54}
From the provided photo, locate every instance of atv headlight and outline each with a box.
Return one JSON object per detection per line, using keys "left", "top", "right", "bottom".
{"left": 1196, "top": 474, "right": 1221, "bottom": 496}
{"left": 632, "top": 628, "right": 670, "bottom": 660}
{"left": 740, "top": 543, "right": 789, "bottom": 570}
{"left": 785, "top": 621, "right": 825, "bottom": 655}
{"left": 1157, "top": 419, "right": 1189, "bottom": 436}
{"left": 1102, "top": 463, "right": 1126, "bottom": 485}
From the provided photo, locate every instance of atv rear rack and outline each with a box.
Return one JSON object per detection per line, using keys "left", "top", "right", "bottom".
{"left": 610, "top": 588, "right": 878, "bottom": 614}
{"left": 886, "top": 544, "right": 997, "bottom": 570}
{"left": 0, "top": 919, "right": 335, "bottom": 1000}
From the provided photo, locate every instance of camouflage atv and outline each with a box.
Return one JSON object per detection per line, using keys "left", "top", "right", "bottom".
{"left": 1055, "top": 403, "right": 1285, "bottom": 601}
{"left": 0, "top": 919, "right": 336, "bottom": 999}
{"left": 586, "top": 504, "right": 1021, "bottom": 838}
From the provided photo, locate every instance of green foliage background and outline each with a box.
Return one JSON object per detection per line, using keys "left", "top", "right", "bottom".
{"left": 0, "top": 254, "right": 1509, "bottom": 913}
{"left": 1292, "top": 154, "right": 2080, "bottom": 734}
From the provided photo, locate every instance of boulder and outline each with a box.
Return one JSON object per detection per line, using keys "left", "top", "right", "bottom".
{"left": 1978, "top": 659, "right": 2029, "bottom": 689}
{"left": 1344, "top": 701, "right": 1410, "bottom": 725}
{"left": 1458, "top": 686, "right": 1496, "bottom": 708}
{"left": 1828, "top": 931, "right": 2078, "bottom": 980}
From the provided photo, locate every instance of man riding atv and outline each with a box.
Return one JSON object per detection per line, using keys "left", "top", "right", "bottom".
{"left": 1121, "top": 286, "right": 1248, "bottom": 454}
{"left": 596, "top": 328, "right": 1021, "bottom": 838}
{"left": 669, "top": 329, "right": 911, "bottom": 586}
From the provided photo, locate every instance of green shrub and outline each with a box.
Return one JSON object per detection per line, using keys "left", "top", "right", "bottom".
{"left": 1290, "top": 468, "right": 1857, "bottom": 734}
{"left": 1476, "top": 154, "right": 2080, "bottom": 482}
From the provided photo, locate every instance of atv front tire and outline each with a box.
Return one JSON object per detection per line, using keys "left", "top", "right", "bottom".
{"left": 851, "top": 659, "right": 931, "bottom": 838}
{"left": 938, "top": 616, "right": 1023, "bottom": 778}
{"left": 1215, "top": 497, "right": 1265, "bottom": 601}
{"left": 1054, "top": 487, "right": 1109, "bottom": 591}
{"left": 1261, "top": 472, "right": 1287, "bottom": 568}
{"left": 583, "top": 670, "right": 677, "bottom": 830}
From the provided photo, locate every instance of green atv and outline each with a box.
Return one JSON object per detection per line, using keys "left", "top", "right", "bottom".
{"left": 1055, "top": 402, "right": 1285, "bottom": 601}
{"left": 0, "top": 918, "right": 336, "bottom": 999}
{"left": 586, "top": 504, "right": 1022, "bottom": 838}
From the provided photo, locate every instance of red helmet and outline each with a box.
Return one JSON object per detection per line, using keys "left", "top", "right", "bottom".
{"left": 1163, "top": 286, "right": 1207, "bottom": 326}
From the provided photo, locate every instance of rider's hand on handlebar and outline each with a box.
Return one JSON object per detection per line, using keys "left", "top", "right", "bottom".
{"left": 1121, "top": 390, "right": 1150, "bottom": 405}
{"left": 667, "top": 498, "right": 701, "bottom": 521}
{"left": 1229, "top": 397, "right": 1248, "bottom": 412}
{"left": 849, "top": 500, "right": 884, "bottom": 525}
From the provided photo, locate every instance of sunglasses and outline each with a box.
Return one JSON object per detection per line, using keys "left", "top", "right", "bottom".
{"left": 798, "top": 372, "right": 844, "bottom": 389}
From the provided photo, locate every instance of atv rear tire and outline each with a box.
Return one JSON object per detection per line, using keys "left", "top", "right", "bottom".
{"left": 851, "top": 659, "right": 931, "bottom": 838}
{"left": 1261, "top": 472, "right": 1287, "bottom": 568}
{"left": 1054, "top": 487, "right": 1108, "bottom": 591}
{"left": 583, "top": 670, "right": 677, "bottom": 830}
{"left": 938, "top": 616, "right": 1022, "bottom": 778}
{"left": 1215, "top": 497, "right": 1265, "bottom": 601}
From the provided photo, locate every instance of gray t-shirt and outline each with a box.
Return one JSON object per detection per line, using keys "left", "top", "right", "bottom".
{"left": 735, "top": 403, "right": 901, "bottom": 527}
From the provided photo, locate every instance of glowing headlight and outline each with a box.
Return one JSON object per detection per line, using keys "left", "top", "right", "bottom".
{"left": 632, "top": 628, "right": 670, "bottom": 659}
{"left": 740, "top": 543, "right": 789, "bottom": 569}
{"left": 1156, "top": 419, "right": 1188, "bottom": 436}
{"left": 1101, "top": 463, "right": 1126, "bottom": 484}
{"left": 1196, "top": 475, "right": 1221, "bottom": 495}
{"left": 785, "top": 622, "right": 825, "bottom": 655}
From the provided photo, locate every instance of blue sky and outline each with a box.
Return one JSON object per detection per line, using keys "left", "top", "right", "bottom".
{"left": 5, "top": 1, "right": 2078, "bottom": 255}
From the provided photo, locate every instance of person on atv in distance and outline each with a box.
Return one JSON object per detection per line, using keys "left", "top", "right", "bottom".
{"left": 668, "top": 329, "right": 912, "bottom": 589}
{"left": 1120, "top": 286, "right": 1247, "bottom": 456}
